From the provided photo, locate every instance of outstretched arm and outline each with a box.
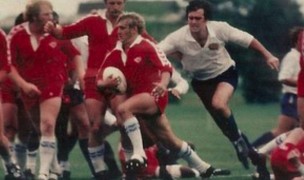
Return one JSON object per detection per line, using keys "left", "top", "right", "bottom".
{"left": 249, "top": 39, "right": 279, "bottom": 71}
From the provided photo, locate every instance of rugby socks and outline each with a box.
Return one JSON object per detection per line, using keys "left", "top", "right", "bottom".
{"left": 79, "top": 138, "right": 95, "bottom": 175}
{"left": 26, "top": 150, "right": 37, "bottom": 173}
{"left": 214, "top": 113, "right": 240, "bottom": 142}
{"left": 103, "top": 140, "right": 120, "bottom": 171}
{"left": 178, "top": 141, "right": 210, "bottom": 173}
{"left": 251, "top": 131, "right": 275, "bottom": 148}
{"left": 123, "top": 117, "right": 146, "bottom": 159}
{"left": 50, "top": 152, "right": 61, "bottom": 175}
{"left": 14, "top": 139, "right": 27, "bottom": 170}
{"left": 39, "top": 136, "right": 56, "bottom": 176}
{"left": 88, "top": 144, "right": 106, "bottom": 173}
{"left": 57, "top": 134, "right": 77, "bottom": 162}
{"left": 258, "top": 133, "right": 288, "bottom": 155}
{"left": 59, "top": 161, "right": 70, "bottom": 172}
{"left": 0, "top": 144, "right": 13, "bottom": 174}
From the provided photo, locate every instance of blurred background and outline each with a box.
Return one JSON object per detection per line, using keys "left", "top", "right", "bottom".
{"left": 1, "top": 0, "right": 304, "bottom": 104}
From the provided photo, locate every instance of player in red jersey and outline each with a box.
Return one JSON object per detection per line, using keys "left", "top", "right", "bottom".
{"left": 96, "top": 12, "right": 228, "bottom": 179}
{"left": 0, "top": 25, "right": 42, "bottom": 179}
{"left": 6, "top": 1, "right": 80, "bottom": 179}
{"left": 44, "top": 1, "right": 127, "bottom": 178}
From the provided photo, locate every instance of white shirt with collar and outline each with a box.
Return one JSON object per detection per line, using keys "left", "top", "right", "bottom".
{"left": 278, "top": 48, "right": 300, "bottom": 94}
{"left": 158, "top": 21, "right": 254, "bottom": 80}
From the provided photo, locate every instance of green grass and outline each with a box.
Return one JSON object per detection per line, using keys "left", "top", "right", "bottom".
{"left": 70, "top": 89, "right": 278, "bottom": 179}
{"left": 0, "top": 89, "right": 279, "bottom": 179}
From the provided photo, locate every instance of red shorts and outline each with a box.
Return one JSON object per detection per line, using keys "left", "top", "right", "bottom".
{"left": 271, "top": 143, "right": 301, "bottom": 180}
{"left": 132, "top": 88, "right": 168, "bottom": 114}
{"left": 84, "top": 76, "right": 104, "bottom": 101}
{"left": 298, "top": 70, "right": 304, "bottom": 97}
{"left": 21, "top": 81, "right": 64, "bottom": 110}
{"left": 119, "top": 145, "right": 159, "bottom": 178}
{"left": 1, "top": 79, "right": 18, "bottom": 104}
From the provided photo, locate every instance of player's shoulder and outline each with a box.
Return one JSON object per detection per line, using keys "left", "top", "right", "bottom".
{"left": 208, "top": 21, "right": 231, "bottom": 29}
{"left": 0, "top": 29, "right": 6, "bottom": 41}
{"left": 7, "top": 23, "right": 27, "bottom": 41}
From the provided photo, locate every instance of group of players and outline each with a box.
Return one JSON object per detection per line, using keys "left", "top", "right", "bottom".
{"left": 0, "top": 0, "right": 303, "bottom": 180}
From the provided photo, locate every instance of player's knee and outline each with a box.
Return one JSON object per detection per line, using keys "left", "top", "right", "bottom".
{"left": 211, "top": 99, "right": 227, "bottom": 114}
{"left": 41, "top": 119, "right": 56, "bottom": 134}
{"left": 116, "top": 104, "right": 130, "bottom": 120}
{"left": 79, "top": 120, "right": 90, "bottom": 132}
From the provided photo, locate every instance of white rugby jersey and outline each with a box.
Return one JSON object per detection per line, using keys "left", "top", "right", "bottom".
{"left": 159, "top": 21, "right": 253, "bottom": 80}
{"left": 278, "top": 48, "right": 300, "bottom": 94}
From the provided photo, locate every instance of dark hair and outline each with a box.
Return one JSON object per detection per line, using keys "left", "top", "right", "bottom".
{"left": 14, "top": 13, "right": 26, "bottom": 26}
{"left": 186, "top": 0, "right": 213, "bottom": 20}
{"left": 53, "top": 11, "right": 59, "bottom": 24}
{"left": 290, "top": 26, "right": 304, "bottom": 48}
{"left": 104, "top": 0, "right": 127, "bottom": 3}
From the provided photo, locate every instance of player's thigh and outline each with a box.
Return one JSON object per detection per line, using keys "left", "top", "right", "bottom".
{"left": 85, "top": 98, "right": 106, "bottom": 123}
{"left": 40, "top": 97, "right": 62, "bottom": 123}
{"left": 119, "top": 93, "right": 158, "bottom": 115}
{"left": 273, "top": 115, "right": 298, "bottom": 135}
{"left": 212, "top": 82, "right": 234, "bottom": 108}
{"left": 2, "top": 103, "right": 17, "bottom": 127}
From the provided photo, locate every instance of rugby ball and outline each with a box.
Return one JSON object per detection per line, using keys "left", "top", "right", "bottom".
{"left": 102, "top": 66, "right": 127, "bottom": 94}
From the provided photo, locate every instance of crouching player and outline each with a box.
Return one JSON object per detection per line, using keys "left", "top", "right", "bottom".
{"left": 118, "top": 119, "right": 230, "bottom": 179}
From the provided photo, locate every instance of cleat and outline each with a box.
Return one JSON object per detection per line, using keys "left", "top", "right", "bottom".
{"left": 200, "top": 166, "right": 214, "bottom": 179}
{"left": 37, "top": 174, "right": 48, "bottom": 180}
{"left": 94, "top": 170, "right": 109, "bottom": 180}
{"left": 159, "top": 166, "right": 174, "bottom": 180}
{"left": 255, "top": 155, "right": 270, "bottom": 180}
{"left": 212, "top": 168, "right": 231, "bottom": 176}
{"left": 200, "top": 166, "right": 231, "bottom": 179}
{"left": 49, "top": 171, "right": 60, "bottom": 180}
{"left": 125, "top": 155, "right": 147, "bottom": 174}
{"left": 108, "top": 169, "right": 122, "bottom": 180}
{"left": 233, "top": 136, "right": 250, "bottom": 169}
{"left": 59, "top": 170, "right": 71, "bottom": 180}
{"left": 24, "top": 169, "right": 35, "bottom": 180}
{"left": 5, "top": 163, "right": 25, "bottom": 180}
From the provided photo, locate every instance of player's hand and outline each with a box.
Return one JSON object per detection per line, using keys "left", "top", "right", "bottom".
{"left": 152, "top": 82, "right": 167, "bottom": 98}
{"left": 78, "top": 76, "right": 85, "bottom": 91}
{"left": 266, "top": 56, "right": 279, "bottom": 71}
{"left": 169, "top": 88, "right": 181, "bottom": 99}
{"left": 97, "top": 75, "right": 119, "bottom": 89}
{"left": 21, "top": 82, "right": 41, "bottom": 98}
{"left": 44, "top": 21, "right": 56, "bottom": 33}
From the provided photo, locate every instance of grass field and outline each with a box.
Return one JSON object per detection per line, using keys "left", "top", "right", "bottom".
{"left": 63, "top": 89, "right": 279, "bottom": 179}
{"left": 0, "top": 89, "right": 279, "bottom": 179}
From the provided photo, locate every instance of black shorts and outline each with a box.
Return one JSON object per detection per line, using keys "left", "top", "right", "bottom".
{"left": 191, "top": 66, "right": 238, "bottom": 90}
{"left": 62, "top": 88, "right": 84, "bottom": 107}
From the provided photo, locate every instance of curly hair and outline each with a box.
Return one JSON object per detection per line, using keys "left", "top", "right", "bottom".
{"left": 186, "top": 0, "right": 213, "bottom": 20}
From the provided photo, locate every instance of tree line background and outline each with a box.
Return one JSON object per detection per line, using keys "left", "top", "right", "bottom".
{"left": 4, "top": 0, "right": 303, "bottom": 104}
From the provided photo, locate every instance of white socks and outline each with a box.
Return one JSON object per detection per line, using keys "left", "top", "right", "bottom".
{"left": 258, "top": 133, "right": 288, "bottom": 155}
{"left": 123, "top": 117, "right": 146, "bottom": 159}
{"left": 38, "top": 136, "right": 56, "bottom": 176}
{"left": 178, "top": 141, "right": 210, "bottom": 173}
{"left": 88, "top": 144, "right": 106, "bottom": 173}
